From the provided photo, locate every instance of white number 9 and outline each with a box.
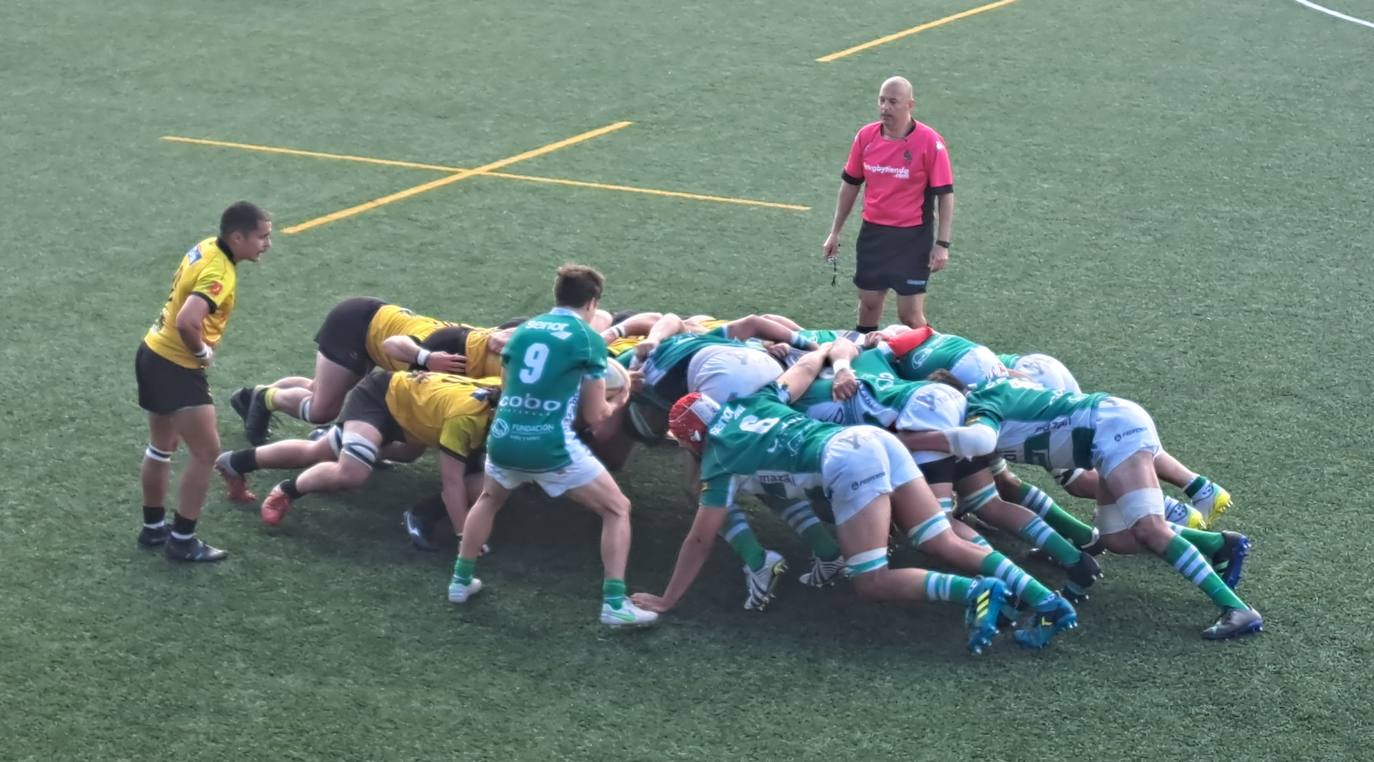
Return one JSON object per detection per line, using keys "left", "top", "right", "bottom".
{"left": 519, "top": 343, "right": 549, "bottom": 384}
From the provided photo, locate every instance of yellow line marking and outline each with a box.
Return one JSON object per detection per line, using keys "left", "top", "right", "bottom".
{"left": 161, "top": 136, "right": 460, "bottom": 173}
{"left": 479, "top": 172, "right": 808, "bottom": 211}
{"left": 816, "top": 0, "right": 1018, "bottom": 62}
{"left": 281, "top": 121, "right": 632, "bottom": 234}
{"left": 163, "top": 134, "right": 808, "bottom": 213}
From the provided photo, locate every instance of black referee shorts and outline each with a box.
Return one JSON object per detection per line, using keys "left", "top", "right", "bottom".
{"left": 854, "top": 221, "right": 933, "bottom": 296}
{"left": 336, "top": 370, "right": 406, "bottom": 444}
{"left": 314, "top": 297, "right": 387, "bottom": 375}
{"left": 135, "top": 342, "right": 212, "bottom": 414}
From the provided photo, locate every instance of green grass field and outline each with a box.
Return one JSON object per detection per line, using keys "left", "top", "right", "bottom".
{"left": 3, "top": 0, "right": 1373, "bottom": 758}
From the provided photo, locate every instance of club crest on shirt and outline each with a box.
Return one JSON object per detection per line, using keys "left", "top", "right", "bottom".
{"left": 208, "top": 281, "right": 223, "bottom": 295}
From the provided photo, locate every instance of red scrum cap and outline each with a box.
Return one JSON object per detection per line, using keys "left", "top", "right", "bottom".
{"left": 667, "top": 392, "right": 721, "bottom": 456}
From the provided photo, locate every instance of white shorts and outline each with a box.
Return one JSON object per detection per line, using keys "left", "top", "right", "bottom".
{"left": 485, "top": 438, "right": 606, "bottom": 498}
{"left": 1012, "top": 353, "right": 1082, "bottom": 394}
{"left": 687, "top": 345, "right": 783, "bottom": 402}
{"left": 820, "top": 427, "right": 923, "bottom": 525}
{"left": 1090, "top": 397, "right": 1161, "bottom": 477}
{"left": 895, "top": 382, "right": 967, "bottom": 465}
{"left": 950, "top": 346, "right": 1009, "bottom": 387}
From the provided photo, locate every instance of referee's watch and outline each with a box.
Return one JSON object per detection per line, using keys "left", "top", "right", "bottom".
{"left": 935, "top": 240, "right": 951, "bottom": 249}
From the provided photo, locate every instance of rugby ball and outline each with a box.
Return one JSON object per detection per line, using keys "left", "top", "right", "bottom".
{"left": 604, "top": 361, "right": 631, "bottom": 396}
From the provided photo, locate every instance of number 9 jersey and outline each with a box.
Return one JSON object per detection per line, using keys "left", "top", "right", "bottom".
{"left": 485, "top": 306, "right": 608, "bottom": 472}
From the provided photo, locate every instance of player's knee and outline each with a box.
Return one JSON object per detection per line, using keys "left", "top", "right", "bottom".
{"left": 1100, "top": 531, "right": 1140, "bottom": 555}
{"left": 846, "top": 548, "right": 890, "bottom": 599}
{"left": 143, "top": 443, "right": 174, "bottom": 464}
{"left": 302, "top": 396, "right": 342, "bottom": 425}
{"left": 337, "top": 431, "right": 380, "bottom": 480}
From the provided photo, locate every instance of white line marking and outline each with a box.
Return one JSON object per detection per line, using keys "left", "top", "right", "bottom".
{"left": 1292, "top": 0, "right": 1374, "bottom": 30}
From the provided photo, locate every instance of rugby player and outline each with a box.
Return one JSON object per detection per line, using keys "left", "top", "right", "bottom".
{"left": 633, "top": 350, "right": 1080, "bottom": 653}
{"left": 215, "top": 370, "right": 499, "bottom": 534}
{"left": 905, "top": 376, "right": 1263, "bottom": 640}
{"left": 230, "top": 298, "right": 513, "bottom": 445}
{"left": 785, "top": 340, "right": 1105, "bottom": 600}
{"left": 134, "top": 201, "right": 271, "bottom": 561}
{"left": 449, "top": 265, "right": 658, "bottom": 628}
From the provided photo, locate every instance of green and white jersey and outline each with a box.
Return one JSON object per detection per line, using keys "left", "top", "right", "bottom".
{"left": 965, "top": 377, "right": 1108, "bottom": 470}
{"left": 892, "top": 332, "right": 1007, "bottom": 387}
{"left": 699, "top": 386, "right": 843, "bottom": 508}
{"left": 639, "top": 332, "right": 739, "bottom": 407}
{"left": 486, "top": 307, "right": 606, "bottom": 472}
{"left": 997, "top": 353, "right": 1022, "bottom": 368}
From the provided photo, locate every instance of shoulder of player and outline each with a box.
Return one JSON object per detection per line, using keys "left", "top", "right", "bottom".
{"left": 912, "top": 121, "right": 947, "bottom": 150}
{"left": 854, "top": 121, "right": 885, "bottom": 144}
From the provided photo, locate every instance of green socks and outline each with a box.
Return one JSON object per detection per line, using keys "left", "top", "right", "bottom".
{"left": 1162, "top": 534, "right": 1246, "bottom": 610}
{"left": 603, "top": 579, "right": 627, "bottom": 610}
{"left": 1017, "top": 483, "right": 1096, "bottom": 547}
{"left": 923, "top": 572, "right": 973, "bottom": 602}
{"left": 721, "top": 508, "right": 767, "bottom": 571}
{"left": 452, "top": 556, "right": 476, "bottom": 585}
{"left": 979, "top": 550, "right": 1055, "bottom": 608}
{"left": 1017, "top": 516, "right": 1084, "bottom": 567}
{"left": 1176, "top": 527, "right": 1226, "bottom": 557}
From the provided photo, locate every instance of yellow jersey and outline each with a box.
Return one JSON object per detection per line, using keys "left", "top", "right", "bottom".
{"left": 463, "top": 327, "right": 507, "bottom": 379}
{"left": 364, "top": 304, "right": 459, "bottom": 372}
{"left": 607, "top": 335, "right": 645, "bottom": 357}
{"left": 144, "top": 237, "right": 239, "bottom": 368}
{"left": 385, "top": 372, "right": 500, "bottom": 459}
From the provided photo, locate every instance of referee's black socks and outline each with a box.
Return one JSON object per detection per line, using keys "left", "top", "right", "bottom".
{"left": 856, "top": 324, "right": 878, "bottom": 334}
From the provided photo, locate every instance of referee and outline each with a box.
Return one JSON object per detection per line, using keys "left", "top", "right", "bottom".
{"left": 821, "top": 76, "right": 955, "bottom": 332}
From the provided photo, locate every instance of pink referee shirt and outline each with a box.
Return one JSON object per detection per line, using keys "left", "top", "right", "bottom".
{"left": 842, "top": 120, "right": 953, "bottom": 228}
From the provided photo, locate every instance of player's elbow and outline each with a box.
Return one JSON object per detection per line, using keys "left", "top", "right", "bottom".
{"left": 381, "top": 335, "right": 412, "bottom": 358}
{"left": 946, "top": 425, "right": 997, "bottom": 459}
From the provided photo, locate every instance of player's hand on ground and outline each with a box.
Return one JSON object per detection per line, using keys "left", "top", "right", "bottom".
{"left": 425, "top": 351, "right": 466, "bottom": 374}
{"left": 629, "top": 592, "right": 674, "bottom": 613}
{"left": 930, "top": 244, "right": 949, "bottom": 272}
{"left": 832, "top": 368, "right": 858, "bottom": 400}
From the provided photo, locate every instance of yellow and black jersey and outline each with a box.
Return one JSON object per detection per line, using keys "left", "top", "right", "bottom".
{"left": 463, "top": 327, "right": 507, "bottom": 379}
{"left": 364, "top": 304, "right": 462, "bottom": 372}
{"left": 144, "top": 237, "right": 238, "bottom": 368}
{"left": 385, "top": 372, "right": 500, "bottom": 459}
{"left": 607, "top": 335, "right": 646, "bottom": 357}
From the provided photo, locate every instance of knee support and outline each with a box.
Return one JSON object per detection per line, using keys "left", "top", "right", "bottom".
{"left": 1118, "top": 488, "right": 1165, "bottom": 529}
{"left": 845, "top": 547, "right": 888, "bottom": 577}
{"left": 955, "top": 483, "right": 997, "bottom": 518}
{"left": 144, "top": 444, "right": 173, "bottom": 463}
{"left": 906, "top": 513, "right": 952, "bottom": 547}
{"left": 338, "top": 431, "right": 379, "bottom": 469}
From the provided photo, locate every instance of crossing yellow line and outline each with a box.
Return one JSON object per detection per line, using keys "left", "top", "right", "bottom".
{"left": 479, "top": 172, "right": 808, "bottom": 211}
{"left": 161, "top": 134, "right": 809, "bottom": 215}
{"left": 817, "top": 0, "right": 1018, "bottom": 62}
{"left": 282, "top": 121, "right": 632, "bottom": 234}
{"left": 161, "top": 136, "right": 460, "bottom": 172}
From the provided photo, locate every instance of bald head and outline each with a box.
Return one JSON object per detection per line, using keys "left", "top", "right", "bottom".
{"left": 879, "top": 76, "right": 913, "bottom": 100}
{"left": 877, "top": 76, "right": 915, "bottom": 132}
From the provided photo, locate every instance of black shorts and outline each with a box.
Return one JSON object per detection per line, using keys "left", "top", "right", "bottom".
{"left": 314, "top": 297, "right": 387, "bottom": 375}
{"left": 135, "top": 342, "right": 211, "bottom": 414}
{"left": 918, "top": 456, "right": 957, "bottom": 485}
{"left": 336, "top": 371, "right": 405, "bottom": 444}
{"left": 953, "top": 456, "right": 995, "bottom": 483}
{"left": 854, "top": 221, "right": 933, "bottom": 295}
